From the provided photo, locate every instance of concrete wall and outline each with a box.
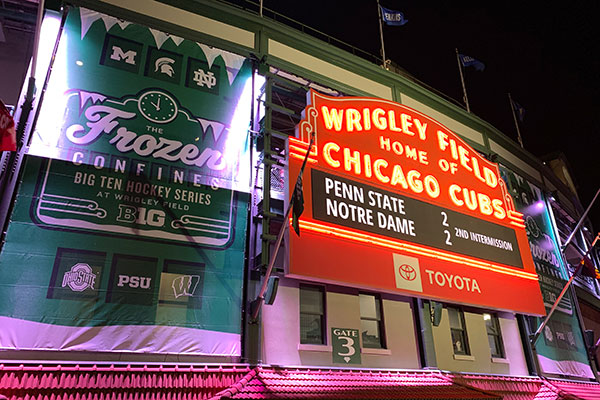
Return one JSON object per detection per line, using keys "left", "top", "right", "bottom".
{"left": 432, "top": 308, "right": 529, "bottom": 375}
{"left": 263, "top": 281, "right": 529, "bottom": 374}
{"left": 262, "top": 279, "right": 420, "bottom": 369}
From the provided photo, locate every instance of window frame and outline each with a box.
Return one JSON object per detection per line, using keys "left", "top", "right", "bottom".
{"left": 484, "top": 312, "right": 506, "bottom": 358}
{"left": 359, "top": 292, "right": 386, "bottom": 349}
{"left": 299, "top": 284, "right": 326, "bottom": 345}
{"left": 448, "top": 306, "right": 470, "bottom": 356}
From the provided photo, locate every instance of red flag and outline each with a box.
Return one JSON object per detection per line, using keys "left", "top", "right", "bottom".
{"left": 0, "top": 100, "right": 16, "bottom": 152}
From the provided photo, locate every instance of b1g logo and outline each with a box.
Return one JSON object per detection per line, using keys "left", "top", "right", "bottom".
{"left": 117, "top": 274, "right": 152, "bottom": 289}
{"left": 393, "top": 254, "right": 423, "bottom": 293}
{"left": 62, "top": 263, "right": 97, "bottom": 292}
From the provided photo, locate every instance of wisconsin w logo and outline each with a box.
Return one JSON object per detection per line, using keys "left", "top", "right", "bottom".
{"left": 172, "top": 275, "right": 200, "bottom": 298}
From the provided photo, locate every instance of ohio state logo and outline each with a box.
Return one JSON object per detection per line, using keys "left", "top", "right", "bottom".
{"left": 62, "top": 263, "right": 97, "bottom": 292}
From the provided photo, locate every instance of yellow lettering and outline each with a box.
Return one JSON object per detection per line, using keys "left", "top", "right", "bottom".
{"left": 374, "top": 159, "right": 390, "bottom": 183}
{"left": 390, "top": 165, "right": 408, "bottom": 188}
{"left": 346, "top": 108, "right": 362, "bottom": 132}
{"left": 407, "top": 170, "right": 423, "bottom": 193}
{"left": 401, "top": 114, "right": 415, "bottom": 135}
{"left": 388, "top": 110, "right": 402, "bottom": 132}
{"left": 344, "top": 148, "right": 361, "bottom": 174}
{"left": 449, "top": 184, "right": 463, "bottom": 206}
{"left": 373, "top": 108, "right": 387, "bottom": 130}
{"left": 321, "top": 106, "right": 344, "bottom": 131}
{"left": 323, "top": 142, "right": 341, "bottom": 168}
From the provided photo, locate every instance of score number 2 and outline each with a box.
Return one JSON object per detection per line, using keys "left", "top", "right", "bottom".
{"left": 440, "top": 211, "right": 453, "bottom": 246}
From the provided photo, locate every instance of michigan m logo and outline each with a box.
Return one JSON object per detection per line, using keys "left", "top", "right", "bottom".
{"left": 110, "top": 46, "right": 137, "bottom": 65}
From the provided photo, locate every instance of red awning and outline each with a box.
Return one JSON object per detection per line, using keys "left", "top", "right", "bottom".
{"left": 0, "top": 364, "right": 251, "bottom": 400}
{"left": 543, "top": 378, "right": 600, "bottom": 400}
{"left": 209, "top": 367, "right": 502, "bottom": 399}
{"left": 455, "top": 374, "right": 545, "bottom": 400}
{"left": 3, "top": 364, "right": 600, "bottom": 400}
{"left": 456, "top": 373, "right": 600, "bottom": 400}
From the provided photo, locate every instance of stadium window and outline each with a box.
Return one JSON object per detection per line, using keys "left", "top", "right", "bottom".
{"left": 448, "top": 306, "right": 470, "bottom": 355}
{"left": 484, "top": 313, "right": 505, "bottom": 358}
{"left": 359, "top": 293, "right": 385, "bottom": 349}
{"left": 299, "top": 284, "right": 325, "bottom": 345}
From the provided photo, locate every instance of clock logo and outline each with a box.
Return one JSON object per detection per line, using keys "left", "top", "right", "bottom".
{"left": 138, "top": 90, "right": 178, "bottom": 123}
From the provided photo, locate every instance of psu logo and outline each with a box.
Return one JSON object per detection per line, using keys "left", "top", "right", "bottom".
{"left": 117, "top": 274, "right": 151, "bottom": 289}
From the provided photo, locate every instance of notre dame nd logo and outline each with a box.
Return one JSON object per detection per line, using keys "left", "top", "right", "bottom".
{"left": 393, "top": 254, "right": 423, "bottom": 293}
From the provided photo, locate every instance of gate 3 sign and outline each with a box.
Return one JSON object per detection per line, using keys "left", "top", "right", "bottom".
{"left": 287, "top": 90, "right": 545, "bottom": 315}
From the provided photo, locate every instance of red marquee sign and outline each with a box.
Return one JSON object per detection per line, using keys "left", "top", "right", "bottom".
{"left": 287, "top": 90, "right": 545, "bottom": 315}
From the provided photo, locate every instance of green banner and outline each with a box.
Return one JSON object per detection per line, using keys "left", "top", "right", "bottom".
{"left": 0, "top": 7, "right": 253, "bottom": 356}
{"left": 500, "top": 167, "right": 593, "bottom": 378}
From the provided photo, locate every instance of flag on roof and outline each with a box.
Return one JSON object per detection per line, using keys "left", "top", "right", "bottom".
{"left": 380, "top": 6, "right": 408, "bottom": 26}
{"left": 458, "top": 53, "right": 485, "bottom": 71}
{"left": 511, "top": 99, "right": 525, "bottom": 122}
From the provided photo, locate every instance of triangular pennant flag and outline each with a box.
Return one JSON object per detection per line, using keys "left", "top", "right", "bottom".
{"left": 149, "top": 28, "right": 170, "bottom": 49}
{"left": 197, "top": 43, "right": 219, "bottom": 67}
{"left": 197, "top": 118, "right": 226, "bottom": 142}
{"left": 115, "top": 19, "right": 130, "bottom": 30}
{"left": 170, "top": 35, "right": 184, "bottom": 46}
{"left": 220, "top": 52, "right": 245, "bottom": 85}
{"left": 100, "top": 15, "right": 131, "bottom": 32}
{"left": 80, "top": 8, "right": 102, "bottom": 39}
{"left": 197, "top": 43, "right": 245, "bottom": 85}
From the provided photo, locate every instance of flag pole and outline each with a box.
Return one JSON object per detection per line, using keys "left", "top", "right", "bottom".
{"left": 561, "top": 186, "right": 600, "bottom": 252}
{"left": 376, "top": 0, "right": 387, "bottom": 69}
{"left": 250, "top": 133, "right": 315, "bottom": 321}
{"left": 531, "top": 232, "right": 600, "bottom": 345}
{"left": 455, "top": 48, "right": 470, "bottom": 113}
{"left": 508, "top": 93, "right": 524, "bottom": 148}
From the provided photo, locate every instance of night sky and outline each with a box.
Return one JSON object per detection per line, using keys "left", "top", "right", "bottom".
{"left": 255, "top": 1, "right": 600, "bottom": 230}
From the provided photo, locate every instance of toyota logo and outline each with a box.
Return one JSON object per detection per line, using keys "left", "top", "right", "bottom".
{"left": 398, "top": 264, "right": 417, "bottom": 281}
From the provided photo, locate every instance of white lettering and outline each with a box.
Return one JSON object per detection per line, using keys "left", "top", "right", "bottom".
{"left": 424, "top": 269, "right": 481, "bottom": 293}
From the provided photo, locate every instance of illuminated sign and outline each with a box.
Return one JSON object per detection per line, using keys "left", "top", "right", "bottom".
{"left": 287, "top": 90, "right": 545, "bottom": 315}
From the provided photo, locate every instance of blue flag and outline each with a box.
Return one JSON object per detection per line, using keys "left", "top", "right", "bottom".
{"left": 380, "top": 6, "right": 408, "bottom": 26}
{"left": 511, "top": 99, "right": 525, "bottom": 122}
{"left": 459, "top": 53, "right": 485, "bottom": 71}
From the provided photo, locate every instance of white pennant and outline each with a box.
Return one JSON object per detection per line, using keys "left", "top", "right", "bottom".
{"left": 170, "top": 35, "right": 184, "bottom": 46}
{"left": 100, "top": 15, "right": 131, "bottom": 32}
{"left": 149, "top": 28, "right": 170, "bottom": 49}
{"left": 198, "top": 118, "right": 226, "bottom": 143}
{"left": 197, "top": 43, "right": 245, "bottom": 85}
{"left": 220, "top": 52, "right": 245, "bottom": 85}
{"left": 80, "top": 8, "right": 102, "bottom": 39}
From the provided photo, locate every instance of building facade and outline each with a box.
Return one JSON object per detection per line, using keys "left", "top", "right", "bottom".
{"left": 0, "top": 1, "right": 600, "bottom": 398}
